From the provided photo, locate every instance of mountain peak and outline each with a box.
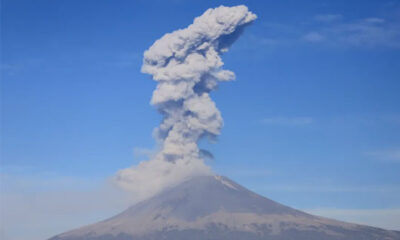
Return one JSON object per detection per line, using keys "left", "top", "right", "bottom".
{"left": 117, "top": 175, "right": 304, "bottom": 222}
{"left": 50, "top": 175, "right": 400, "bottom": 240}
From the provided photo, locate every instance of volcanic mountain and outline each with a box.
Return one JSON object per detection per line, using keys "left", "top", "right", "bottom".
{"left": 49, "top": 175, "right": 400, "bottom": 240}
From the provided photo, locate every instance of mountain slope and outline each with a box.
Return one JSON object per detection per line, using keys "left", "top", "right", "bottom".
{"left": 49, "top": 175, "right": 400, "bottom": 240}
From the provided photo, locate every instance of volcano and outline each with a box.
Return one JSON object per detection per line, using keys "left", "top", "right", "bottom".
{"left": 49, "top": 175, "right": 400, "bottom": 240}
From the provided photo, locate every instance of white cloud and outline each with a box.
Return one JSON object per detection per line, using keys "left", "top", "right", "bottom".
{"left": 261, "top": 117, "right": 314, "bottom": 126}
{"left": 303, "top": 208, "right": 400, "bottom": 231}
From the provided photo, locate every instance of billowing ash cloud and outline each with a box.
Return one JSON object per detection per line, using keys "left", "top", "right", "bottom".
{"left": 116, "top": 5, "right": 256, "bottom": 200}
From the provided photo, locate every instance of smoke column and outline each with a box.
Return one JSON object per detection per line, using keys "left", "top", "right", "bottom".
{"left": 116, "top": 5, "right": 256, "bottom": 200}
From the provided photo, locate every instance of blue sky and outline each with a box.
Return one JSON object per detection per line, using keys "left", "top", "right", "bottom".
{"left": 1, "top": 0, "right": 400, "bottom": 239}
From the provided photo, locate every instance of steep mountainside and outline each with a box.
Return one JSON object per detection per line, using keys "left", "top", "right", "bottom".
{"left": 49, "top": 175, "right": 400, "bottom": 240}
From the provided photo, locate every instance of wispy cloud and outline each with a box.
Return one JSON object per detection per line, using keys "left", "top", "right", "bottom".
{"left": 303, "top": 14, "right": 400, "bottom": 48}
{"left": 303, "top": 208, "right": 400, "bottom": 230}
{"left": 1, "top": 58, "right": 47, "bottom": 76}
{"left": 260, "top": 114, "right": 399, "bottom": 128}
{"left": 257, "top": 183, "right": 400, "bottom": 193}
{"left": 133, "top": 147, "right": 156, "bottom": 158}
{"left": 252, "top": 6, "right": 400, "bottom": 49}
{"left": 261, "top": 117, "right": 314, "bottom": 126}
{"left": 381, "top": 114, "right": 400, "bottom": 124}
{"left": 1, "top": 63, "right": 23, "bottom": 76}
{"left": 302, "top": 32, "right": 325, "bottom": 42}
{"left": 364, "top": 17, "right": 386, "bottom": 24}
{"left": 314, "top": 14, "right": 343, "bottom": 22}
{"left": 365, "top": 149, "right": 400, "bottom": 162}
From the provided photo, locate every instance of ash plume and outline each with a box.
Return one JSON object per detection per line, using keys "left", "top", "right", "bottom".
{"left": 116, "top": 5, "right": 256, "bottom": 200}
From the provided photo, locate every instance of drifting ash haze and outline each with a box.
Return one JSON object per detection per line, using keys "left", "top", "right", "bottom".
{"left": 115, "top": 5, "right": 257, "bottom": 200}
